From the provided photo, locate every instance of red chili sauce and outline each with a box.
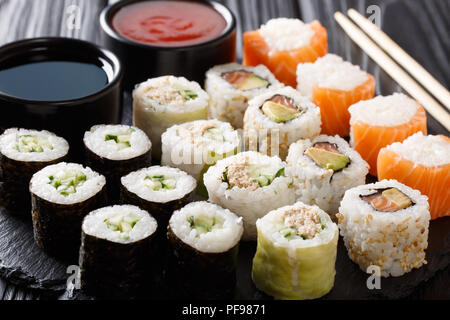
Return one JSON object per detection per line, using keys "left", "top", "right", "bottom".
{"left": 112, "top": 1, "right": 227, "bottom": 47}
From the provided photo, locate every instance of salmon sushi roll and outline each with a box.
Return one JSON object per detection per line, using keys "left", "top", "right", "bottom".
{"left": 243, "top": 18, "right": 328, "bottom": 88}
{"left": 378, "top": 132, "right": 449, "bottom": 220}
{"left": 297, "top": 54, "right": 375, "bottom": 137}
{"left": 349, "top": 93, "right": 427, "bottom": 176}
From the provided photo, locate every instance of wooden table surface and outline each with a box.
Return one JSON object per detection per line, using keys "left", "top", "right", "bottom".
{"left": 0, "top": 0, "right": 449, "bottom": 300}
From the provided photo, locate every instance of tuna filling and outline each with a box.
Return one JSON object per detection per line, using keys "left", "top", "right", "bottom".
{"left": 279, "top": 207, "right": 325, "bottom": 240}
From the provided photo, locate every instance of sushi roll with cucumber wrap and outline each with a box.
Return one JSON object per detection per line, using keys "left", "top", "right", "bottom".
{"left": 83, "top": 124, "right": 152, "bottom": 202}
{"left": 337, "top": 179, "right": 430, "bottom": 277}
{"left": 30, "top": 162, "right": 107, "bottom": 261}
{"left": 252, "top": 201, "right": 338, "bottom": 300}
{"left": 205, "top": 63, "right": 283, "bottom": 128}
{"left": 204, "top": 151, "right": 296, "bottom": 240}
{"left": 79, "top": 205, "right": 157, "bottom": 299}
{"left": 0, "top": 128, "right": 69, "bottom": 214}
{"left": 243, "top": 86, "right": 321, "bottom": 159}
{"left": 167, "top": 201, "right": 243, "bottom": 299}
{"left": 286, "top": 135, "right": 369, "bottom": 217}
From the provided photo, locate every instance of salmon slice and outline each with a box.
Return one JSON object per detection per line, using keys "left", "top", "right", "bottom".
{"left": 352, "top": 106, "right": 427, "bottom": 176}
{"left": 243, "top": 21, "right": 328, "bottom": 88}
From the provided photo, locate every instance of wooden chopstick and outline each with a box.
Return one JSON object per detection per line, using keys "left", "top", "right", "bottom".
{"left": 334, "top": 11, "right": 450, "bottom": 132}
{"left": 347, "top": 8, "right": 450, "bottom": 112}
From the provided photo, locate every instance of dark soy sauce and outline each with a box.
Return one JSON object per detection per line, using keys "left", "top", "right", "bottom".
{"left": 0, "top": 60, "right": 109, "bottom": 101}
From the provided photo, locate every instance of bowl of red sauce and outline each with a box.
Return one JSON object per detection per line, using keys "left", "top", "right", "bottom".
{"left": 100, "top": 0, "right": 236, "bottom": 90}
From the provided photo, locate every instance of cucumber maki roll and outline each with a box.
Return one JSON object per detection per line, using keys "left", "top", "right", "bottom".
{"left": 205, "top": 63, "right": 283, "bottom": 128}
{"left": 252, "top": 201, "right": 338, "bottom": 300}
{"left": 133, "top": 76, "right": 209, "bottom": 161}
{"left": 161, "top": 119, "right": 240, "bottom": 195}
{"left": 30, "top": 162, "right": 106, "bottom": 261}
{"left": 0, "top": 128, "right": 69, "bottom": 214}
{"left": 79, "top": 205, "right": 157, "bottom": 299}
{"left": 286, "top": 135, "right": 369, "bottom": 218}
{"left": 83, "top": 124, "right": 152, "bottom": 203}
{"left": 167, "top": 201, "right": 243, "bottom": 299}
{"left": 204, "top": 151, "right": 296, "bottom": 240}
{"left": 337, "top": 179, "right": 430, "bottom": 277}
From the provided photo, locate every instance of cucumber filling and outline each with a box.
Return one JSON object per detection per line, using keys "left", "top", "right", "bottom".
{"left": 104, "top": 213, "right": 141, "bottom": 240}
{"left": 104, "top": 128, "right": 135, "bottom": 150}
{"left": 222, "top": 163, "right": 285, "bottom": 189}
{"left": 187, "top": 215, "right": 224, "bottom": 236}
{"left": 203, "top": 127, "right": 225, "bottom": 142}
{"left": 16, "top": 135, "right": 54, "bottom": 153}
{"left": 144, "top": 175, "right": 177, "bottom": 191}
{"left": 48, "top": 172, "right": 87, "bottom": 196}
{"left": 178, "top": 88, "right": 198, "bottom": 101}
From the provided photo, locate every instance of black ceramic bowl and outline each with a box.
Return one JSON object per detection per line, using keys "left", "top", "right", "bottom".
{"left": 0, "top": 37, "right": 123, "bottom": 159}
{"left": 100, "top": 0, "right": 236, "bottom": 90}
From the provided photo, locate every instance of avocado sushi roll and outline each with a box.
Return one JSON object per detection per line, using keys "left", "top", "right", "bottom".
{"left": 167, "top": 201, "right": 243, "bottom": 299}
{"left": 204, "top": 151, "right": 296, "bottom": 240}
{"left": 79, "top": 205, "right": 157, "bottom": 299}
{"left": 0, "top": 128, "right": 69, "bottom": 214}
{"left": 243, "top": 86, "right": 321, "bottom": 159}
{"left": 286, "top": 135, "right": 369, "bottom": 218}
{"left": 30, "top": 162, "right": 106, "bottom": 261}
{"left": 252, "top": 201, "right": 338, "bottom": 300}
{"left": 133, "top": 76, "right": 209, "bottom": 161}
{"left": 205, "top": 63, "right": 283, "bottom": 128}
{"left": 337, "top": 180, "right": 430, "bottom": 277}
{"left": 83, "top": 124, "right": 152, "bottom": 202}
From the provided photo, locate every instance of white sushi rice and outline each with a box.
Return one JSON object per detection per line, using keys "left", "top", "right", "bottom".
{"left": 286, "top": 135, "right": 369, "bottom": 216}
{"left": 169, "top": 201, "right": 244, "bottom": 253}
{"left": 121, "top": 166, "right": 197, "bottom": 203}
{"left": 348, "top": 93, "right": 421, "bottom": 127}
{"left": 337, "top": 179, "right": 430, "bottom": 277}
{"left": 297, "top": 54, "right": 369, "bottom": 95}
{"left": 259, "top": 18, "right": 315, "bottom": 54}
{"left": 83, "top": 124, "right": 151, "bottom": 161}
{"left": 161, "top": 119, "right": 241, "bottom": 181}
{"left": 82, "top": 205, "right": 157, "bottom": 244}
{"left": 205, "top": 63, "right": 283, "bottom": 128}
{"left": 0, "top": 128, "right": 69, "bottom": 162}
{"left": 30, "top": 162, "right": 106, "bottom": 205}
{"left": 381, "top": 132, "right": 450, "bottom": 167}
{"left": 204, "top": 151, "right": 296, "bottom": 240}
{"left": 243, "top": 86, "right": 321, "bottom": 159}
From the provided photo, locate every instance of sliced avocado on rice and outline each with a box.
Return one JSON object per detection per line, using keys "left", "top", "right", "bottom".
{"left": 104, "top": 213, "right": 141, "bottom": 240}
{"left": 238, "top": 74, "right": 269, "bottom": 91}
{"left": 261, "top": 101, "right": 299, "bottom": 123}
{"left": 48, "top": 172, "right": 87, "bottom": 196}
{"left": 16, "top": 135, "right": 54, "bottom": 153}
{"left": 382, "top": 188, "right": 412, "bottom": 210}
{"left": 187, "top": 215, "right": 224, "bottom": 236}
{"left": 305, "top": 147, "right": 350, "bottom": 171}
{"left": 144, "top": 175, "right": 177, "bottom": 191}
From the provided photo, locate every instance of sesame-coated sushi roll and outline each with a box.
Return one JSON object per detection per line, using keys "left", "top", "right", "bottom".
{"left": 84, "top": 124, "right": 152, "bottom": 202}
{"left": 79, "top": 205, "right": 157, "bottom": 299}
{"left": 286, "top": 135, "right": 369, "bottom": 217}
{"left": 204, "top": 151, "right": 296, "bottom": 240}
{"left": 0, "top": 128, "right": 69, "bottom": 214}
{"left": 167, "top": 201, "right": 243, "bottom": 299}
{"left": 161, "top": 119, "right": 240, "bottom": 195}
{"left": 243, "top": 18, "right": 328, "bottom": 87}
{"left": 378, "top": 133, "right": 449, "bottom": 220}
{"left": 205, "top": 63, "right": 283, "bottom": 128}
{"left": 252, "top": 201, "right": 338, "bottom": 300}
{"left": 243, "top": 86, "right": 321, "bottom": 159}
{"left": 133, "top": 76, "right": 209, "bottom": 161}
{"left": 349, "top": 93, "right": 427, "bottom": 176}
{"left": 297, "top": 54, "right": 376, "bottom": 137}
{"left": 30, "top": 163, "right": 107, "bottom": 261}
{"left": 337, "top": 180, "right": 430, "bottom": 277}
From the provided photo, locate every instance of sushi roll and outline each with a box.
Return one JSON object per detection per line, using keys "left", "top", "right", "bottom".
{"left": 120, "top": 166, "right": 197, "bottom": 247}
{"left": 243, "top": 18, "right": 328, "bottom": 87}
{"left": 167, "top": 201, "right": 243, "bottom": 299}
{"left": 297, "top": 54, "right": 376, "bottom": 137}
{"left": 337, "top": 180, "right": 430, "bottom": 277}
{"left": 205, "top": 63, "right": 283, "bottom": 128}
{"left": 252, "top": 201, "right": 338, "bottom": 300}
{"left": 83, "top": 124, "right": 152, "bottom": 202}
{"left": 29, "top": 162, "right": 107, "bottom": 261}
{"left": 161, "top": 119, "right": 240, "bottom": 195}
{"left": 0, "top": 128, "right": 69, "bottom": 214}
{"left": 133, "top": 76, "right": 209, "bottom": 161}
{"left": 243, "top": 86, "right": 321, "bottom": 159}
{"left": 203, "top": 151, "right": 296, "bottom": 240}
{"left": 378, "top": 133, "right": 449, "bottom": 219}
{"left": 349, "top": 93, "right": 427, "bottom": 176}
{"left": 79, "top": 205, "right": 157, "bottom": 299}
{"left": 286, "top": 135, "right": 369, "bottom": 217}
